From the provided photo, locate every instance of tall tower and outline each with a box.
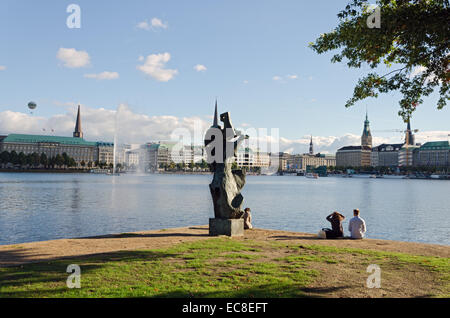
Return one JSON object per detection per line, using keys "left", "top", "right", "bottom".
{"left": 73, "top": 104, "right": 83, "bottom": 138}
{"left": 361, "top": 111, "right": 372, "bottom": 148}
{"left": 309, "top": 135, "right": 314, "bottom": 155}
{"left": 405, "top": 119, "right": 415, "bottom": 145}
{"left": 212, "top": 99, "right": 219, "bottom": 128}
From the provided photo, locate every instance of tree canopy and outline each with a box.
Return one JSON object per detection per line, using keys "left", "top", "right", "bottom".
{"left": 310, "top": 0, "right": 449, "bottom": 121}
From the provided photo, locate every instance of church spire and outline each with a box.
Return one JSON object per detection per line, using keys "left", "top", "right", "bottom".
{"left": 309, "top": 135, "right": 314, "bottom": 155}
{"left": 73, "top": 104, "right": 83, "bottom": 138}
{"left": 212, "top": 99, "right": 219, "bottom": 128}
{"left": 361, "top": 111, "right": 372, "bottom": 148}
{"left": 406, "top": 118, "right": 415, "bottom": 145}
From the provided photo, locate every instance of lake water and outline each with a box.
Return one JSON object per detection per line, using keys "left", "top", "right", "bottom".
{"left": 0, "top": 172, "right": 449, "bottom": 246}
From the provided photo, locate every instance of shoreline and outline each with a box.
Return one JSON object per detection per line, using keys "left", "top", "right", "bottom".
{"left": 1, "top": 225, "right": 448, "bottom": 267}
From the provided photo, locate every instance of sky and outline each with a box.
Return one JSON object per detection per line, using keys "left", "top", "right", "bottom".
{"left": 0, "top": 0, "right": 448, "bottom": 154}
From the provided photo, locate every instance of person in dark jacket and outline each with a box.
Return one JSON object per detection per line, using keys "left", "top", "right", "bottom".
{"left": 323, "top": 211, "right": 345, "bottom": 239}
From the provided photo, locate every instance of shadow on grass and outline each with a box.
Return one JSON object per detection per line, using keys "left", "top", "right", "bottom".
{"left": 153, "top": 284, "right": 352, "bottom": 298}
{"left": 0, "top": 250, "right": 178, "bottom": 297}
{"left": 0, "top": 248, "right": 57, "bottom": 267}
{"left": 0, "top": 247, "right": 346, "bottom": 298}
{"left": 78, "top": 232, "right": 209, "bottom": 239}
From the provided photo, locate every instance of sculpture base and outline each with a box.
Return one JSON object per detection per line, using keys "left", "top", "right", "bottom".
{"left": 209, "top": 218, "right": 244, "bottom": 237}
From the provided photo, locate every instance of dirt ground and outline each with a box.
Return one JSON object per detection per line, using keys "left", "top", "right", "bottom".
{"left": 0, "top": 226, "right": 448, "bottom": 267}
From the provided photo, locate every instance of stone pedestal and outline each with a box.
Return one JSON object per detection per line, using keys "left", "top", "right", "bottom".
{"left": 209, "top": 218, "right": 244, "bottom": 237}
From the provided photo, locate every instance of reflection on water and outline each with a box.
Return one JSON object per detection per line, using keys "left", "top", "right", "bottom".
{"left": 0, "top": 172, "right": 448, "bottom": 245}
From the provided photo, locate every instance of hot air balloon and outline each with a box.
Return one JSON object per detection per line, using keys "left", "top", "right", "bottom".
{"left": 28, "top": 101, "right": 37, "bottom": 114}
{"left": 28, "top": 101, "right": 37, "bottom": 110}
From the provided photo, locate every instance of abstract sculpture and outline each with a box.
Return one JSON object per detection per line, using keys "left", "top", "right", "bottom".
{"left": 204, "top": 102, "right": 249, "bottom": 236}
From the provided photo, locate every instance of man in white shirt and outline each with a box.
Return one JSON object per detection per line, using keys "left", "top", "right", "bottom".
{"left": 348, "top": 209, "right": 366, "bottom": 239}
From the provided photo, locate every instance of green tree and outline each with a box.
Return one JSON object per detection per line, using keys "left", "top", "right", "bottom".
{"left": 9, "top": 151, "right": 18, "bottom": 165}
{"left": 0, "top": 151, "right": 10, "bottom": 164}
{"left": 68, "top": 158, "right": 76, "bottom": 168}
{"left": 62, "top": 152, "right": 70, "bottom": 167}
{"left": 31, "top": 152, "right": 40, "bottom": 167}
{"left": 40, "top": 153, "right": 48, "bottom": 168}
{"left": 310, "top": 0, "right": 449, "bottom": 120}
{"left": 55, "top": 154, "right": 64, "bottom": 168}
{"left": 18, "top": 152, "right": 26, "bottom": 166}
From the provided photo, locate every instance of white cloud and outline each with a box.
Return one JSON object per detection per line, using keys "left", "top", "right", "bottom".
{"left": 137, "top": 53, "right": 178, "bottom": 82}
{"left": 273, "top": 74, "right": 298, "bottom": 81}
{"left": 243, "top": 80, "right": 249, "bottom": 84}
{"left": 1, "top": 107, "right": 448, "bottom": 154}
{"left": 136, "top": 18, "right": 168, "bottom": 31}
{"left": 56, "top": 48, "right": 90, "bottom": 68}
{"left": 136, "top": 21, "right": 150, "bottom": 30}
{"left": 409, "top": 65, "right": 438, "bottom": 83}
{"left": 151, "top": 18, "right": 168, "bottom": 29}
{"left": 0, "top": 65, "right": 6, "bottom": 71}
{"left": 0, "top": 105, "right": 210, "bottom": 145}
{"left": 84, "top": 71, "right": 119, "bottom": 80}
{"left": 138, "top": 55, "right": 144, "bottom": 62}
{"left": 194, "top": 64, "right": 207, "bottom": 72}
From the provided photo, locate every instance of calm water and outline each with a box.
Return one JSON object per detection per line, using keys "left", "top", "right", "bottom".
{"left": 0, "top": 172, "right": 449, "bottom": 246}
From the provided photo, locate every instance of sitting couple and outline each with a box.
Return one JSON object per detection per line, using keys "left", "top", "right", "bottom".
{"left": 319, "top": 209, "right": 366, "bottom": 239}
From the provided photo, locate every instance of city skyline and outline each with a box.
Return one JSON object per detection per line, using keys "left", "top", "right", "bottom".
{"left": 1, "top": 0, "right": 449, "bottom": 154}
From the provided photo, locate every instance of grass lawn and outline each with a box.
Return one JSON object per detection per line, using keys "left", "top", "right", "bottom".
{"left": 0, "top": 237, "right": 448, "bottom": 298}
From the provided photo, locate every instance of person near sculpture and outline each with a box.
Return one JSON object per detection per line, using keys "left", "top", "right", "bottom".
{"left": 348, "top": 209, "right": 366, "bottom": 239}
{"left": 243, "top": 208, "right": 253, "bottom": 230}
{"left": 319, "top": 211, "right": 345, "bottom": 239}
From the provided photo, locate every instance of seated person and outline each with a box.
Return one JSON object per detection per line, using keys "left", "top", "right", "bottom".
{"left": 320, "top": 211, "right": 345, "bottom": 239}
{"left": 243, "top": 207, "right": 253, "bottom": 230}
{"left": 348, "top": 209, "right": 366, "bottom": 239}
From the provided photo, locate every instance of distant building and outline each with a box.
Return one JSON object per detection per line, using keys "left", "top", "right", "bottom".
{"left": 0, "top": 133, "right": 98, "bottom": 165}
{"left": 145, "top": 142, "right": 205, "bottom": 170}
{"left": 73, "top": 105, "right": 83, "bottom": 138}
{"left": 361, "top": 112, "right": 372, "bottom": 148}
{"left": 336, "top": 145, "right": 372, "bottom": 167}
{"left": 97, "top": 142, "right": 114, "bottom": 165}
{"left": 336, "top": 113, "right": 372, "bottom": 167}
{"left": 288, "top": 153, "right": 336, "bottom": 171}
{"left": 371, "top": 120, "right": 417, "bottom": 167}
{"left": 147, "top": 142, "right": 172, "bottom": 170}
{"left": 125, "top": 150, "right": 140, "bottom": 167}
{"left": 235, "top": 148, "right": 270, "bottom": 168}
{"left": 0, "top": 105, "right": 104, "bottom": 166}
{"left": 270, "top": 152, "right": 291, "bottom": 171}
{"left": 371, "top": 143, "right": 403, "bottom": 167}
{"left": 414, "top": 141, "right": 449, "bottom": 167}
{"left": 398, "top": 119, "right": 418, "bottom": 167}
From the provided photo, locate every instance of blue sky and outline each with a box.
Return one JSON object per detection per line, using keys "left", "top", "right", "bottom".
{"left": 0, "top": 0, "right": 448, "bottom": 152}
